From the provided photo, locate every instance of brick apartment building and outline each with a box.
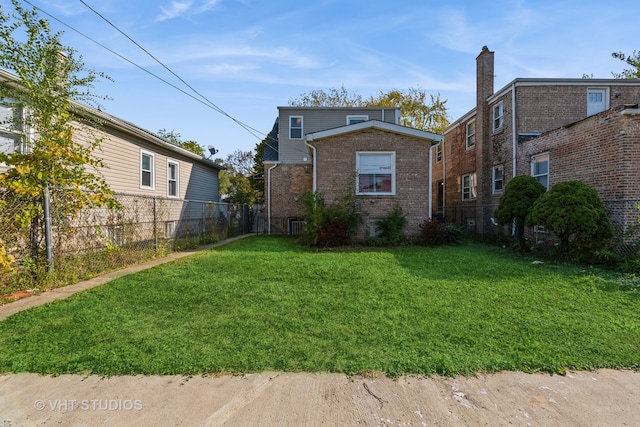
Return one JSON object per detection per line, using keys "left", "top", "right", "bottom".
{"left": 434, "top": 46, "right": 640, "bottom": 237}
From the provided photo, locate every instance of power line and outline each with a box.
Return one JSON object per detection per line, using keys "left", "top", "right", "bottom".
{"left": 20, "top": 0, "right": 281, "bottom": 154}
{"left": 76, "top": 0, "right": 272, "bottom": 145}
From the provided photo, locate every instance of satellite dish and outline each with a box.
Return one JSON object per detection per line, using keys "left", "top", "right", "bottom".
{"left": 207, "top": 145, "right": 218, "bottom": 158}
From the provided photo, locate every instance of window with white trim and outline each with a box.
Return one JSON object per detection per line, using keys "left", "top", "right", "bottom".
{"left": 347, "top": 115, "right": 368, "bottom": 125}
{"left": 492, "top": 165, "right": 504, "bottom": 194}
{"left": 0, "top": 100, "right": 29, "bottom": 155}
{"left": 140, "top": 150, "right": 155, "bottom": 189}
{"left": 462, "top": 173, "right": 476, "bottom": 200}
{"left": 167, "top": 160, "right": 179, "bottom": 197}
{"left": 289, "top": 116, "right": 303, "bottom": 139}
{"left": 356, "top": 152, "right": 395, "bottom": 195}
{"left": 531, "top": 153, "right": 549, "bottom": 189}
{"left": 493, "top": 102, "right": 504, "bottom": 131}
{"left": 466, "top": 120, "right": 475, "bottom": 149}
{"left": 435, "top": 142, "right": 442, "bottom": 163}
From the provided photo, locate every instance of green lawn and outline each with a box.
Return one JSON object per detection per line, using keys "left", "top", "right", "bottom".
{"left": 0, "top": 236, "right": 639, "bottom": 377}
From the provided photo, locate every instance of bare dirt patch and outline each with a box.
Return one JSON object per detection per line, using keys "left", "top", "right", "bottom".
{"left": 1, "top": 369, "right": 639, "bottom": 426}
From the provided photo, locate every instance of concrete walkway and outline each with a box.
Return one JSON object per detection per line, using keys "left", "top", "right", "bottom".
{"left": 0, "top": 234, "right": 254, "bottom": 321}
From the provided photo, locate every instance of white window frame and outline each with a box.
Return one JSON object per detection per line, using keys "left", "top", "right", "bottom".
{"left": 587, "top": 87, "right": 609, "bottom": 116}
{"left": 435, "top": 142, "right": 442, "bottom": 163}
{"left": 531, "top": 153, "right": 549, "bottom": 190}
{"left": 167, "top": 159, "right": 179, "bottom": 197}
{"left": 140, "top": 149, "right": 155, "bottom": 190}
{"left": 347, "top": 115, "right": 368, "bottom": 125}
{"left": 492, "top": 102, "right": 504, "bottom": 131}
{"left": 356, "top": 151, "right": 396, "bottom": 196}
{"left": 462, "top": 173, "right": 477, "bottom": 201}
{"left": 0, "top": 99, "right": 31, "bottom": 156}
{"left": 466, "top": 120, "right": 476, "bottom": 149}
{"left": 492, "top": 165, "right": 504, "bottom": 194}
{"left": 289, "top": 115, "right": 303, "bottom": 139}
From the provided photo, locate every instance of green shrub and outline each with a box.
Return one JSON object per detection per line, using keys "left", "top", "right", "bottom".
{"left": 374, "top": 204, "right": 406, "bottom": 245}
{"left": 494, "top": 175, "right": 546, "bottom": 252}
{"left": 527, "top": 180, "right": 613, "bottom": 259}
{"left": 299, "top": 191, "right": 362, "bottom": 248}
{"left": 446, "top": 223, "right": 464, "bottom": 244}
{"left": 417, "top": 219, "right": 448, "bottom": 246}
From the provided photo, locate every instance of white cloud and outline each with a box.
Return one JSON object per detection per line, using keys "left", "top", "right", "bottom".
{"left": 156, "top": 1, "right": 194, "bottom": 22}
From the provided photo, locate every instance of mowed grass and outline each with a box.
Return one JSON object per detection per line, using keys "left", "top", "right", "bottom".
{"left": 0, "top": 236, "right": 639, "bottom": 377}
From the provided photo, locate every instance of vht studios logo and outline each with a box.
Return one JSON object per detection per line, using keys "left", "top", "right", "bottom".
{"left": 34, "top": 399, "right": 143, "bottom": 411}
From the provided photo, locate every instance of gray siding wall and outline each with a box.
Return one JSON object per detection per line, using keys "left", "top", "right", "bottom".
{"left": 277, "top": 107, "right": 400, "bottom": 164}
{"left": 74, "top": 121, "right": 220, "bottom": 201}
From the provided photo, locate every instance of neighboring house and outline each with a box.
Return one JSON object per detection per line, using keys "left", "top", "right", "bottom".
{"left": 434, "top": 46, "right": 640, "bottom": 235}
{"left": 0, "top": 68, "right": 223, "bottom": 246}
{"left": 0, "top": 68, "right": 222, "bottom": 202}
{"left": 264, "top": 107, "right": 442, "bottom": 238}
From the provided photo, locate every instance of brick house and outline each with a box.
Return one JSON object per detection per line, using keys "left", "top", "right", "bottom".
{"left": 433, "top": 46, "right": 640, "bottom": 236}
{"left": 264, "top": 107, "right": 442, "bottom": 238}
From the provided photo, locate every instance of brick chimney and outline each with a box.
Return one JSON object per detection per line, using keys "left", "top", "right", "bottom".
{"left": 476, "top": 46, "right": 494, "bottom": 106}
{"left": 475, "top": 46, "right": 494, "bottom": 233}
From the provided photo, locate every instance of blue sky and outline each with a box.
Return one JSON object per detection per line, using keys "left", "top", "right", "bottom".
{"left": 5, "top": 0, "right": 639, "bottom": 159}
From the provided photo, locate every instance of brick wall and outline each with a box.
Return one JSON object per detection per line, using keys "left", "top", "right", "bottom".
{"left": 518, "top": 107, "right": 640, "bottom": 233}
{"left": 265, "top": 162, "right": 313, "bottom": 233}
{"left": 517, "top": 107, "right": 640, "bottom": 198}
{"left": 312, "top": 128, "right": 432, "bottom": 239}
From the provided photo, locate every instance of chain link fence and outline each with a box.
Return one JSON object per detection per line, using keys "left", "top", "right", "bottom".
{"left": 1, "top": 188, "right": 249, "bottom": 293}
{"left": 441, "top": 199, "right": 640, "bottom": 258}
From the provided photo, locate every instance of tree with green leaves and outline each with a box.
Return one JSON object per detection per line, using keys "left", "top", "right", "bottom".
{"left": 494, "top": 175, "right": 546, "bottom": 252}
{"left": 156, "top": 128, "right": 204, "bottom": 157}
{"left": 527, "top": 180, "right": 613, "bottom": 259}
{"left": 0, "top": 0, "right": 117, "bottom": 273}
{"left": 611, "top": 51, "right": 640, "bottom": 79}
{"left": 217, "top": 150, "right": 256, "bottom": 205}
{"left": 289, "top": 86, "right": 449, "bottom": 133}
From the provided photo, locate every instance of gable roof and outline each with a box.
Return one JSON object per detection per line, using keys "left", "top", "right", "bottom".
{"left": 305, "top": 120, "right": 443, "bottom": 144}
{"left": 0, "top": 68, "right": 222, "bottom": 171}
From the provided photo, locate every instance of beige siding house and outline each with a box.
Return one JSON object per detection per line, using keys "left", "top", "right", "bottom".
{"left": 0, "top": 68, "right": 222, "bottom": 202}
{"left": 76, "top": 108, "right": 222, "bottom": 202}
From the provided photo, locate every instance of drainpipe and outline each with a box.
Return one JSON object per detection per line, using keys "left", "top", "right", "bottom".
{"left": 267, "top": 163, "right": 278, "bottom": 235}
{"left": 428, "top": 144, "right": 434, "bottom": 219}
{"left": 304, "top": 140, "right": 317, "bottom": 192}
{"left": 511, "top": 82, "right": 517, "bottom": 236}
{"left": 442, "top": 136, "right": 446, "bottom": 220}
{"left": 511, "top": 82, "right": 517, "bottom": 178}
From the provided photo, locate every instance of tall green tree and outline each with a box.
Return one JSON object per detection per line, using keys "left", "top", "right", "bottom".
{"left": 611, "top": 51, "right": 640, "bottom": 79}
{"left": 219, "top": 150, "right": 256, "bottom": 205}
{"left": 289, "top": 86, "right": 449, "bottom": 133}
{"left": 0, "top": 0, "right": 117, "bottom": 270}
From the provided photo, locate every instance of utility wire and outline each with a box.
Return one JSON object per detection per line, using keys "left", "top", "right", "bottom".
{"left": 21, "top": 0, "right": 282, "bottom": 154}
{"left": 77, "top": 0, "right": 271, "bottom": 144}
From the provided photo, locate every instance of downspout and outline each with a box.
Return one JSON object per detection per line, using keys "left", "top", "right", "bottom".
{"left": 428, "top": 144, "right": 434, "bottom": 219}
{"left": 442, "top": 136, "right": 446, "bottom": 219}
{"left": 304, "top": 139, "right": 317, "bottom": 192}
{"left": 511, "top": 82, "right": 517, "bottom": 178}
{"left": 267, "top": 163, "right": 278, "bottom": 235}
{"left": 511, "top": 82, "right": 517, "bottom": 237}
{"left": 511, "top": 83, "right": 518, "bottom": 236}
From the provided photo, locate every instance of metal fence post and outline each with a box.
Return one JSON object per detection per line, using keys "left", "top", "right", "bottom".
{"left": 43, "top": 185, "right": 54, "bottom": 273}
{"left": 153, "top": 197, "right": 158, "bottom": 251}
